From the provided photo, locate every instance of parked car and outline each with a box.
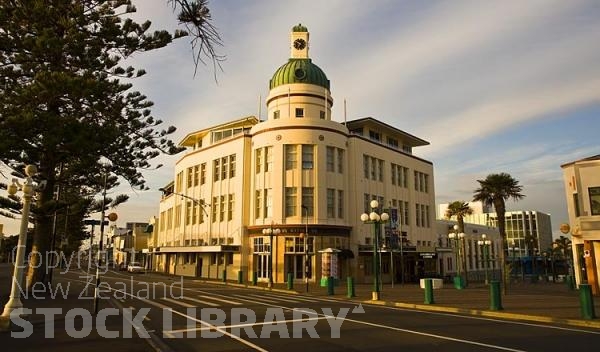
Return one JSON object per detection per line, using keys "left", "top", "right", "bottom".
{"left": 127, "top": 262, "right": 145, "bottom": 273}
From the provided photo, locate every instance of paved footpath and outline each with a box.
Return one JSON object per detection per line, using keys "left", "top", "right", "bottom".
{"left": 202, "top": 276, "right": 600, "bottom": 330}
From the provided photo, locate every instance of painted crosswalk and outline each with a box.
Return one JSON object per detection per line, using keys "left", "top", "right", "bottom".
{"left": 154, "top": 291, "right": 318, "bottom": 309}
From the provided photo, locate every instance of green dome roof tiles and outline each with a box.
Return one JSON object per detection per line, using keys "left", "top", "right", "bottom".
{"left": 292, "top": 24, "right": 308, "bottom": 32}
{"left": 270, "top": 59, "right": 330, "bottom": 90}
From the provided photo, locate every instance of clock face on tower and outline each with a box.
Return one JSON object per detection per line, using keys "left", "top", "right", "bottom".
{"left": 293, "top": 38, "right": 306, "bottom": 50}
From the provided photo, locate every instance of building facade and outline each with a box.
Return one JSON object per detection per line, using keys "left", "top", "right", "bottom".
{"left": 439, "top": 202, "right": 553, "bottom": 278}
{"left": 152, "top": 25, "right": 437, "bottom": 285}
{"left": 435, "top": 220, "right": 500, "bottom": 282}
{"left": 561, "top": 155, "right": 600, "bottom": 295}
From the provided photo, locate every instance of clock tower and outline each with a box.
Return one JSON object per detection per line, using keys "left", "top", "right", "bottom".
{"left": 290, "top": 23, "right": 309, "bottom": 59}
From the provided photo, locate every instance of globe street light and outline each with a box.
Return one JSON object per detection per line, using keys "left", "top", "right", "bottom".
{"left": 262, "top": 224, "right": 280, "bottom": 288}
{"left": 477, "top": 234, "right": 492, "bottom": 284}
{"left": 1, "top": 165, "right": 37, "bottom": 321}
{"left": 361, "top": 200, "right": 389, "bottom": 301}
{"left": 448, "top": 225, "right": 466, "bottom": 289}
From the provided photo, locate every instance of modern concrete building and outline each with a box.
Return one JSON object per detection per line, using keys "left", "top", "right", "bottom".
{"left": 152, "top": 24, "right": 437, "bottom": 285}
{"left": 561, "top": 154, "right": 600, "bottom": 295}
{"left": 439, "top": 202, "right": 553, "bottom": 278}
{"left": 436, "top": 220, "right": 500, "bottom": 282}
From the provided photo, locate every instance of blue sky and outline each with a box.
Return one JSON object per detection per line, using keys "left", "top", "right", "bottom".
{"left": 2, "top": 0, "right": 600, "bottom": 238}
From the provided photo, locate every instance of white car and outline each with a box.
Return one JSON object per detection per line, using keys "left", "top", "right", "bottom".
{"left": 127, "top": 262, "right": 145, "bottom": 273}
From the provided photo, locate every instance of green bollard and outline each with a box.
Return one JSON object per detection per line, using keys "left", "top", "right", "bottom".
{"left": 579, "top": 284, "right": 596, "bottom": 320}
{"left": 252, "top": 271, "right": 258, "bottom": 286}
{"left": 424, "top": 279, "right": 434, "bottom": 304}
{"left": 327, "top": 276, "right": 335, "bottom": 295}
{"left": 287, "top": 272, "right": 294, "bottom": 290}
{"left": 453, "top": 276, "right": 465, "bottom": 289}
{"left": 489, "top": 280, "right": 503, "bottom": 311}
{"left": 238, "top": 270, "right": 243, "bottom": 284}
{"left": 347, "top": 276, "right": 356, "bottom": 298}
{"left": 222, "top": 269, "right": 227, "bottom": 283}
{"left": 566, "top": 275, "right": 575, "bottom": 290}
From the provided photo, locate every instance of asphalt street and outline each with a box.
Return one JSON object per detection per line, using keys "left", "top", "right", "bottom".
{"left": 1, "top": 266, "right": 600, "bottom": 351}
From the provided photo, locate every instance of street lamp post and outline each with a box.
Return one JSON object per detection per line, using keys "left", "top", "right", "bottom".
{"left": 448, "top": 225, "right": 466, "bottom": 289}
{"left": 478, "top": 234, "right": 491, "bottom": 284}
{"left": 262, "top": 224, "right": 280, "bottom": 288}
{"left": 509, "top": 241, "right": 519, "bottom": 281}
{"left": 361, "top": 200, "right": 389, "bottom": 301}
{"left": 1, "top": 165, "right": 37, "bottom": 321}
{"left": 301, "top": 205, "right": 309, "bottom": 293}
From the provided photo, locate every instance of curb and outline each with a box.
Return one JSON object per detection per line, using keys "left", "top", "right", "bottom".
{"left": 195, "top": 280, "right": 600, "bottom": 330}
{"left": 360, "top": 299, "right": 600, "bottom": 330}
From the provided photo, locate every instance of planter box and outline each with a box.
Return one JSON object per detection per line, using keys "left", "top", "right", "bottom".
{"left": 420, "top": 278, "right": 443, "bottom": 289}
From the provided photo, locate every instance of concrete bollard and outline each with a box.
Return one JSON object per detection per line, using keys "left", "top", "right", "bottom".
{"left": 252, "top": 271, "right": 258, "bottom": 286}
{"left": 347, "top": 276, "right": 356, "bottom": 298}
{"left": 222, "top": 269, "right": 227, "bottom": 283}
{"left": 579, "top": 284, "right": 596, "bottom": 320}
{"left": 489, "top": 280, "right": 503, "bottom": 311}
{"left": 238, "top": 270, "right": 243, "bottom": 284}
{"left": 424, "top": 278, "right": 434, "bottom": 304}
{"left": 287, "top": 272, "right": 294, "bottom": 290}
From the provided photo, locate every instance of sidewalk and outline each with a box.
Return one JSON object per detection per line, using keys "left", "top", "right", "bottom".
{"left": 204, "top": 276, "right": 600, "bottom": 329}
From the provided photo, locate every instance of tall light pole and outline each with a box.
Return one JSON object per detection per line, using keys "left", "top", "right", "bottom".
{"left": 448, "top": 224, "right": 466, "bottom": 289}
{"left": 361, "top": 200, "right": 389, "bottom": 301}
{"left": 262, "top": 224, "right": 280, "bottom": 288}
{"left": 478, "top": 234, "right": 491, "bottom": 284}
{"left": 1, "top": 165, "right": 37, "bottom": 320}
{"left": 509, "top": 240, "right": 519, "bottom": 281}
{"left": 301, "top": 205, "right": 309, "bottom": 293}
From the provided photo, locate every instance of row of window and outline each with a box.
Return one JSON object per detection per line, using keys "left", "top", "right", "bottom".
{"left": 326, "top": 189, "right": 344, "bottom": 219}
{"left": 350, "top": 128, "right": 412, "bottom": 154}
{"left": 176, "top": 154, "right": 237, "bottom": 192}
{"left": 363, "top": 155, "right": 385, "bottom": 182}
{"left": 414, "top": 171, "right": 429, "bottom": 193}
{"left": 285, "top": 144, "right": 315, "bottom": 170}
{"left": 273, "top": 109, "right": 327, "bottom": 119}
{"left": 214, "top": 154, "right": 236, "bottom": 181}
{"left": 253, "top": 237, "right": 315, "bottom": 254}
{"left": 364, "top": 194, "right": 431, "bottom": 227}
{"left": 255, "top": 146, "right": 273, "bottom": 173}
{"left": 326, "top": 146, "right": 344, "bottom": 173}
{"left": 415, "top": 203, "right": 431, "bottom": 228}
{"left": 159, "top": 194, "right": 235, "bottom": 231}
{"left": 186, "top": 163, "right": 207, "bottom": 188}
{"left": 390, "top": 163, "right": 409, "bottom": 188}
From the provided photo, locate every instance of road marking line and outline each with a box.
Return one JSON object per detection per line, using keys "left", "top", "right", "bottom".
{"left": 197, "top": 295, "right": 242, "bottom": 305}
{"left": 182, "top": 296, "right": 220, "bottom": 307}
{"left": 161, "top": 297, "right": 196, "bottom": 308}
{"left": 246, "top": 293, "right": 302, "bottom": 303}
{"left": 231, "top": 294, "right": 273, "bottom": 304}
{"left": 260, "top": 292, "right": 316, "bottom": 302}
{"left": 164, "top": 316, "right": 325, "bottom": 335}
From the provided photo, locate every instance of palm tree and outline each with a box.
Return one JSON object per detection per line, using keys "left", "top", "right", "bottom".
{"left": 473, "top": 173, "right": 525, "bottom": 294}
{"left": 553, "top": 235, "right": 572, "bottom": 259}
{"left": 445, "top": 201, "right": 474, "bottom": 233}
{"left": 445, "top": 201, "right": 473, "bottom": 285}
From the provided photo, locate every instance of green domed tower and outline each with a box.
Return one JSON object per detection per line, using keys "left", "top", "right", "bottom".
{"left": 265, "top": 24, "right": 333, "bottom": 122}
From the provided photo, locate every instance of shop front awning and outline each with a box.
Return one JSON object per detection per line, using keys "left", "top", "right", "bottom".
{"left": 153, "top": 245, "right": 240, "bottom": 253}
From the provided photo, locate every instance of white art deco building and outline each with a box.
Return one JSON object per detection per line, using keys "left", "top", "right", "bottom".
{"left": 151, "top": 25, "right": 437, "bottom": 285}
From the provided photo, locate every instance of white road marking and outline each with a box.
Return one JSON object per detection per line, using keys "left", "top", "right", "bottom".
{"left": 197, "top": 294, "right": 242, "bottom": 305}
{"left": 161, "top": 297, "right": 196, "bottom": 308}
{"left": 246, "top": 293, "right": 302, "bottom": 303}
{"left": 182, "top": 296, "right": 220, "bottom": 307}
